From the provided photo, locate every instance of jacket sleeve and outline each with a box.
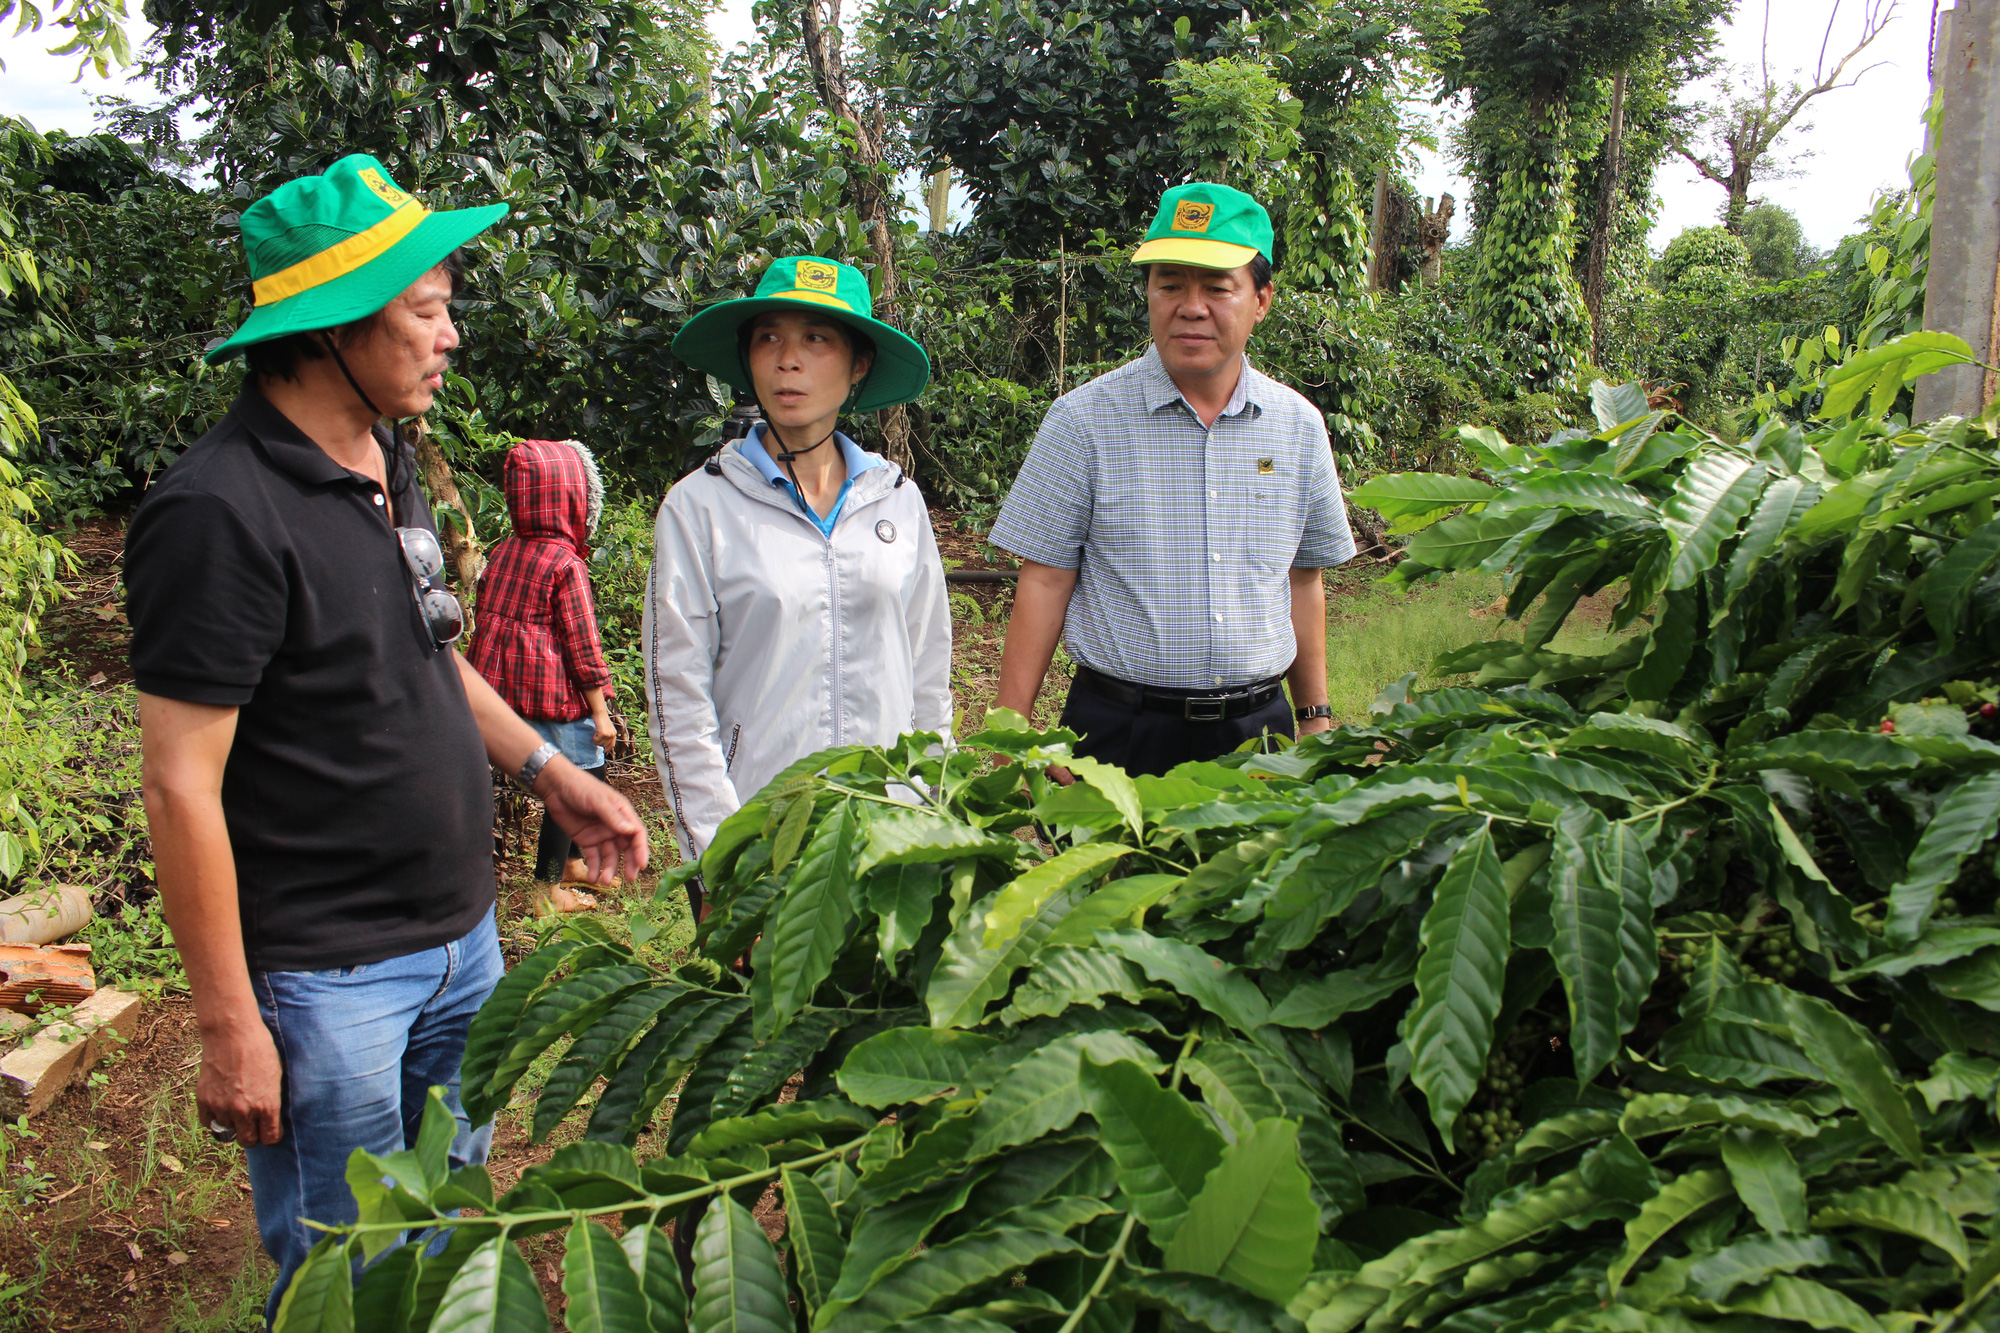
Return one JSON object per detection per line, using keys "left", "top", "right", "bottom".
{"left": 550, "top": 558, "right": 613, "bottom": 695}
{"left": 906, "top": 494, "right": 956, "bottom": 742}
{"left": 643, "top": 489, "right": 740, "bottom": 861}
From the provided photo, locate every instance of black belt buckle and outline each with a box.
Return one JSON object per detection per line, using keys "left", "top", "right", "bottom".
{"left": 1184, "top": 695, "right": 1229, "bottom": 722}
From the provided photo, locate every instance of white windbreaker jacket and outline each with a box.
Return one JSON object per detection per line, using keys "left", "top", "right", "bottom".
{"left": 643, "top": 437, "right": 955, "bottom": 859}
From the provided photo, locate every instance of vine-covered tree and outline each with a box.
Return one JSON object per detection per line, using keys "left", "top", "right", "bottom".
{"left": 1442, "top": 0, "right": 1727, "bottom": 387}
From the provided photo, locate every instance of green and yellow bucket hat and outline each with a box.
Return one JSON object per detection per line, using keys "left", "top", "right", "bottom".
{"left": 205, "top": 154, "right": 509, "bottom": 364}
{"left": 671, "top": 255, "right": 931, "bottom": 412}
{"left": 1131, "top": 182, "right": 1273, "bottom": 271}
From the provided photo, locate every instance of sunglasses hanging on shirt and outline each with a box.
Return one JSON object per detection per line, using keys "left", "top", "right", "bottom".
{"left": 395, "top": 525, "right": 465, "bottom": 650}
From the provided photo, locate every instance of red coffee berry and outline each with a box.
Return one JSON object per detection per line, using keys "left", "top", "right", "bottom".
{"left": 1880, "top": 719, "right": 1896, "bottom": 734}
{"left": 1982, "top": 703, "right": 1997, "bottom": 720}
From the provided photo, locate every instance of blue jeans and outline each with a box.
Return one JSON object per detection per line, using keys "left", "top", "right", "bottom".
{"left": 245, "top": 908, "right": 504, "bottom": 1322}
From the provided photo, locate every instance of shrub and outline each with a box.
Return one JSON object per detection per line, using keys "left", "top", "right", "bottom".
{"left": 269, "top": 341, "right": 2000, "bottom": 1332}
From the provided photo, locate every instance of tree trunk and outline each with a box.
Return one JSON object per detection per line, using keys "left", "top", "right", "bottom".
{"left": 1366, "top": 165, "right": 1391, "bottom": 291}
{"left": 926, "top": 168, "right": 951, "bottom": 233}
{"left": 1585, "top": 68, "right": 1628, "bottom": 364}
{"left": 410, "top": 421, "right": 484, "bottom": 591}
{"left": 800, "top": 0, "right": 912, "bottom": 470}
{"left": 1417, "top": 193, "right": 1455, "bottom": 287}
{"left": 1916, "top": 0, "right": 2000, "bottom": 419}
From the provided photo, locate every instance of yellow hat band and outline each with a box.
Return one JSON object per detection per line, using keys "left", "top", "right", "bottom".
{"left": 1130, "top": 236, "right": 1262, "bottom": 270}
{"left": 251, "top": 200, "right": 429, "bottom": 307}
{"left": 765, "top": 289, "right": 854, "bottom": 312}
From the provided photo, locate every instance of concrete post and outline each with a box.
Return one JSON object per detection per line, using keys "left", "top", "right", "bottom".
{"left": 1916, "top": 2, "right": 2000, "bottom": 421}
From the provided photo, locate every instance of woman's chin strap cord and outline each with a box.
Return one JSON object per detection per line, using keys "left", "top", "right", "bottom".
{"left": 771, "top": 425, "right": 838, "bottom": 498}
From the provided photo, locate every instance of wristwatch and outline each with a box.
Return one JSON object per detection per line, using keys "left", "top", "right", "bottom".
{"left": 1295, "top": 704, "right": 1333, "bottom": 723}
{"left": 514, "top": 741, "right": 560, "bottom": 792}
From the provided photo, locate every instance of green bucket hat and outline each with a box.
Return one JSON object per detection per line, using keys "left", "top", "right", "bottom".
{"left": 1132, "top": 182, "right": 1273, "bottom": 270}
{"left": 671, "top": 255, "right": 931, "bottom": 412}
{"left": 205, "top": 153, "right": 509, "bottom": 364}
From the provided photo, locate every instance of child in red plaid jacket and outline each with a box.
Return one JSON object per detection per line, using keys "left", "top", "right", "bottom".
{"left": 469, "top": 439, "right": 617, "bottom": 905}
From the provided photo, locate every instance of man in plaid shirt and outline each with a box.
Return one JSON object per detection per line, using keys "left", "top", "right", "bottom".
{"left": 469, "top": 438, "right": 619, "bottom": 899}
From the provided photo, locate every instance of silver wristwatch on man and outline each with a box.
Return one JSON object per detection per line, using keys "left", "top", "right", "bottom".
{"left": 514, "top": 740, "right": 560, "bottom": 792}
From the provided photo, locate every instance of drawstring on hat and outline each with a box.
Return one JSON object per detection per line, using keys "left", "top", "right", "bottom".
{"left": 321, "top": 334, "right": 384, "bottom": 419}
{"left": 321, "top": 332, "right": 410, "bottom": 498}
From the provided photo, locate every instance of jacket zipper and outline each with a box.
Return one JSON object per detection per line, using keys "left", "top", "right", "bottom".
{"left": 826, "top": 539, "right": 843, "bottom": 744}
{"left": 724, "top": 723, "right": 741, "bottom": 771}
{"left": 718, "top": 451, "right": 899, "bottom": 749}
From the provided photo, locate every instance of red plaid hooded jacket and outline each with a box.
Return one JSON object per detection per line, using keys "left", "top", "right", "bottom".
{"left": 467, "top": 439, "right": 613, "bottom": 721}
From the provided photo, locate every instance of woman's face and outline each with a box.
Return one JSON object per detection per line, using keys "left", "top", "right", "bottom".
{"left": 745, "top": 310, "right": 872, "bottom": 431}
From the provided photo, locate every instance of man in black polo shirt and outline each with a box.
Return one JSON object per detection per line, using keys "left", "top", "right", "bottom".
{"left": 126, "top": 155, "right": 648, "bottom": 1317}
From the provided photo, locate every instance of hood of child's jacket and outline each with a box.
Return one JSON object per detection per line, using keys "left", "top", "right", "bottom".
{"left": 504, "top": 439, "right": 593, "bottom": 558}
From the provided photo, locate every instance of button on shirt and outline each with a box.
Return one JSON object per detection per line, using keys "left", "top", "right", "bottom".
{"left": 989, "top": 346, "right": 1355, "bottom": 691}
{"left": 742, "top": 422, "right": 883, "bottom": 537}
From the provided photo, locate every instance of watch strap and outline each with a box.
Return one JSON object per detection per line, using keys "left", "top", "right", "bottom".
{"left": 1295, "top": 704, "right": 1333, "bottom": 722}
{"left": 514, "top": 741, "right": 560, "bottom": 792}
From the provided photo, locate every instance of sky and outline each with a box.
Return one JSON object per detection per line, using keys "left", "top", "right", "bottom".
{"left": 0, "top": 0, "right": 1938, "bottom": 254}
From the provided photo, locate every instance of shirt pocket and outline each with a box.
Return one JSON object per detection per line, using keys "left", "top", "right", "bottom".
{"left": 1239, "top": 455, "right": 1301, "bottom": 573}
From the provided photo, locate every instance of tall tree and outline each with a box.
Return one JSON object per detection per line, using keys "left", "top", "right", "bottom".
{"left": 1261, "top": 4, "right": 1449, "bottom": 297}
{"left": 1672, "top": 0, "right": 1897, "bottom": 231}
{"left": 1571, "top": 13, "right": 1725, "bottom": 367}
{"left": 790, "top": 0, "right": 917, "bottom": 467}
{"left": 876, "top": 0, "right": 1249, "bottom": 257}
{"left": 1441, "top": 0, "right": 1727, "bottom": 386}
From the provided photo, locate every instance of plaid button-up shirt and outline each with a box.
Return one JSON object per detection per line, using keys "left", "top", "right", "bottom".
{"left": 990, "top": 346, "right": 1354, "bottom": 692}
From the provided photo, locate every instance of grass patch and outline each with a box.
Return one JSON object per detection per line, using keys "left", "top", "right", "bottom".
{"left": 1326, "top": 569, "right": 1629, "bottom": 722}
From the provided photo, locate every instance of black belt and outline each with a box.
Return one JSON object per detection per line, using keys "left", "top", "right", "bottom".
{"left": 1074, "top": 666, "right": 1285, "bottom": 722}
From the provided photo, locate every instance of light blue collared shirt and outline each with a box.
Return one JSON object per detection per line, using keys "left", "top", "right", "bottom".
{"left": 740, "top": 422, "right": 884, "bottom": 538}
{"left": 988, "top": 346, "right": 1355, "bottom": 691}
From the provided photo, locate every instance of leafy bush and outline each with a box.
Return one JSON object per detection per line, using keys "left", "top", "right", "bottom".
{"left": 269, "top": 345, "right": 2000, "bottom": 1332}
{"left": 1655, "top": 226, "right": 1749, "bottom": 289}
{"left": 0, "top": 678, "right": 150, "bottom": 890}
{"left": 0, "top": 122, "right": 237, "bottom": 519}
{"left": 1739, "top": 204, "right": 1820, "bottom": 284}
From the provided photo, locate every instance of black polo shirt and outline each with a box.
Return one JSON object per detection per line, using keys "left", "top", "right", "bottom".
{"left": 125, "top": 386, "right": 494, "bottom": 972}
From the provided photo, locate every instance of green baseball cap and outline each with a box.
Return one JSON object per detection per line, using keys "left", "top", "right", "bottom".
{"left": 205, "top": 153, "right": 509, "bottom": 364}
{"left": 671, "top": 255, "right": 931, "bottom": 412}
{"left": 1131, "top": 182, "right": 1273, "bottom": 270}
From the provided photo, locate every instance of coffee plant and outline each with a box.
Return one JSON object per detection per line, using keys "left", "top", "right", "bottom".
{"left": 275, "top": 341, "right": 2000, "bottom": 1331}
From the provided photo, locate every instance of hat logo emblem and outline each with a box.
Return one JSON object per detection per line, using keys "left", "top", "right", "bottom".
{"left": 796, "top": 260, "right": 840, "bottom": 293}
{"left": 1173, "top": 200, "right": 1214, "bottom": 233}
{"left": 875, "top": 519, "right": 897, "bottom": 544}
{"left": 358, "top": 167, "right": 413, "bottom": 209}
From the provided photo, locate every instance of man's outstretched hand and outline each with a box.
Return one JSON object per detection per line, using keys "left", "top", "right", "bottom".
{"left": 538, "top": 759, "right": 650, "bottom": 884}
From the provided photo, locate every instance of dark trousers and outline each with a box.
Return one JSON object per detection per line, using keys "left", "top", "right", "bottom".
{"left": 1059, "top": 677, "right": 1294, "bottom": 777}
{"left": 534, "top": 763, "right": 603, "bottom": 880}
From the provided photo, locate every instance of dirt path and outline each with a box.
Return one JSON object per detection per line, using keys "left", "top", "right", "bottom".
{"left": 0, "top": 1001, "right": 265, "bottom": 1331}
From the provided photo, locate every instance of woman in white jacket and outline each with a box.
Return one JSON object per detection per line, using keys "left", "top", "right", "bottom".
{"left": 644, "top": 255, "right": 953, "bottom": 875}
